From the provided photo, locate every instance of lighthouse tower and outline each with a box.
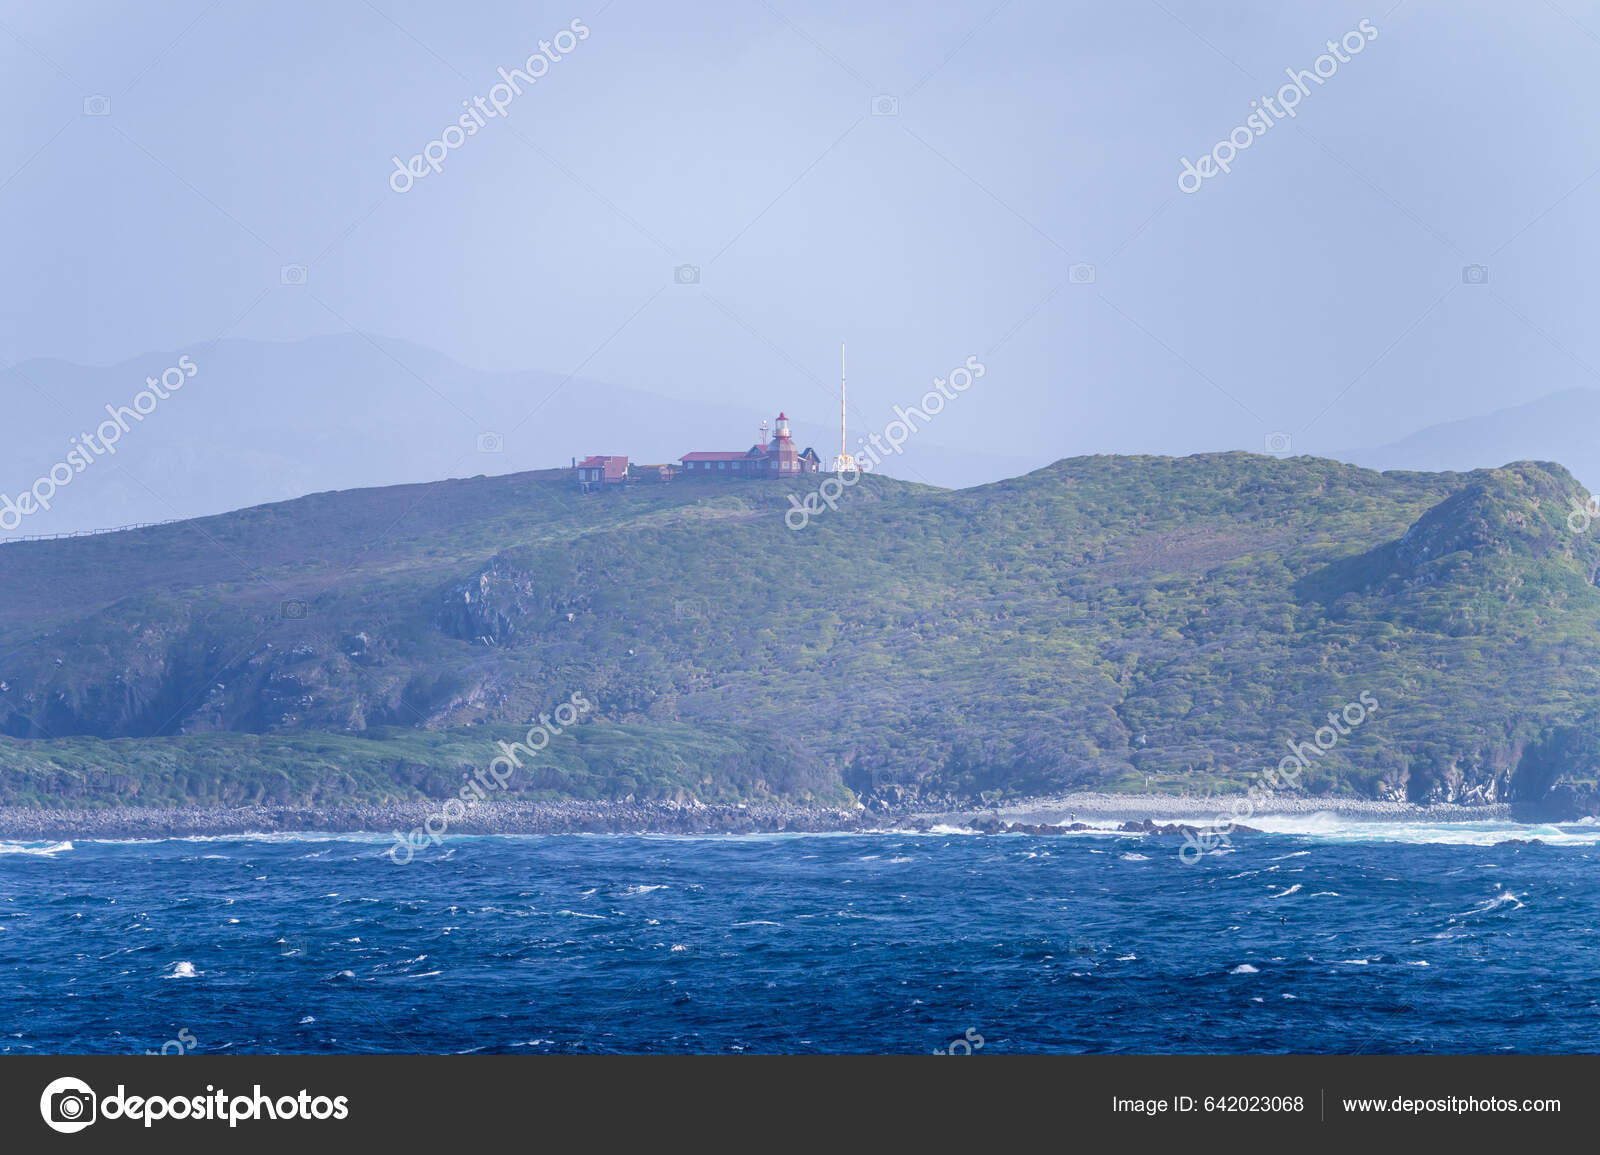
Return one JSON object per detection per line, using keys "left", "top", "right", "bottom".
{"left": 767, "top": 412, "right": 802, "bottom": 475}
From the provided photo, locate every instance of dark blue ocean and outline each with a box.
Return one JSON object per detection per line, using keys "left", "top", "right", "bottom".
{"left": 4, "top": 821, "right": 1599, "bottom": 1054}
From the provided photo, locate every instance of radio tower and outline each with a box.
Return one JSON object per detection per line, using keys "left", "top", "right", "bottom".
{"left": 832, "top": 341, "right": 858, "bottom": 473}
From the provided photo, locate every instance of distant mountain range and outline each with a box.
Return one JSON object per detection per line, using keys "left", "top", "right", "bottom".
{"left": 1335, "top": 388, "right": 1600, "bottom": 493}
{"left": 0, "top": 335, "right": 1034, "bottom": 537}
{"left": 9, "top": 335, "right": 1592, "bottom": 541}
{"left": 4, "top": 452, "right": 1600, "bottom": 817}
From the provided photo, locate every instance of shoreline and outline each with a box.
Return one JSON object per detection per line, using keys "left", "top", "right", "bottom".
{"left": 0, "top": 792, "right": 1533, "bottom": 842}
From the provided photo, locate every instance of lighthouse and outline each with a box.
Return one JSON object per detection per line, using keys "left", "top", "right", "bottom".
{"left": 678, "top": 411, "right": 821, "bottom": 476}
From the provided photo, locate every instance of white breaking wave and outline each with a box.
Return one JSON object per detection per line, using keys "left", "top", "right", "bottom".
{"left": 1234, "top": 812, "right": 1600, "bottom": 847}
{"left": 90, "top": 832, "right": 396, "bottom": 846}
{"left": 0, "top": 840, "right": 72, "bottom": 856}
{"left": 1455, "top": 889, "right": 1526, "bottom": 917}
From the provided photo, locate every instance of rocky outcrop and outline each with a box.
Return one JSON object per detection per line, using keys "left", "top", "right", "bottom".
{"left": 1509, "top": 720, "right": 1600, "bottom": 821}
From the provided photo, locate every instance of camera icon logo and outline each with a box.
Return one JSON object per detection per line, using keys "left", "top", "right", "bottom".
{"left": 83, "top": 95, "right": 111, "bottom": 116}
{"left": 674, "top": 264, "right": 700, "bottom": 285}
{"left": 280, "top": 264, "right": 307, "bottom": 286}
{"left": 1462, "top": 264, "right": 1489, "bottom": 285}
{"left": 40, "top": 1076, "right": 97, "bottom": 1133}
{"left": 477, "top": 431, "right": 505, "bottom": 453}
{"left": 1068, "top": 262, "right": 1096, "bottom": 284}
{"left": 1264, "top": 431, "right": 1292, "bottom": 454}
{"left": 871, "top": 95, "right": 899, "bottom": 116}
{"left": 281, "top": 599, "right": 308, "bottom": 620}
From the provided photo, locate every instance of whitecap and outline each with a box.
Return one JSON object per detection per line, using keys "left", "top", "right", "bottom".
{"left": 1229, "top": 964, "right": 1259, "bottom": 974}
{"left": 0, "top": 840, "right": 72, "bottom": 857}
{"left": 163, "top": 961, "right": 200, "bottom": 979}
{"left": 1237, "top": 812, "right": 1600, "bottom": 849}
{"left": 1454, "top": 889, "right": 1526, "bottom": 917}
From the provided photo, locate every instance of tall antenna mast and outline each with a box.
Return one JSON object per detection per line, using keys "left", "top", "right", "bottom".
{"left": 832, "top": 340, "right": 857, "bottom": 474}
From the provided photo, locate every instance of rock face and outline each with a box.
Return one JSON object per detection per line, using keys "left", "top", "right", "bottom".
{"left": 1115, "top": 818, "right": 1261, "bottom": 836}
{"left": 435, "top": 558, "right": 542, "bottom": 645}
{"left": 1509, "top": 720, "right": 1600, "bottom": 821}
{"left": 966, "top": 815, "right": 1092, "bottom": 835}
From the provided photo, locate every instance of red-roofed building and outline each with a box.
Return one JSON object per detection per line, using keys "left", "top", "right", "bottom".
{"left": 576, "top": 455, "right": 628, "bottom": 490}
{"left": 678, "top": 412, "right": 822, "bottom": 479}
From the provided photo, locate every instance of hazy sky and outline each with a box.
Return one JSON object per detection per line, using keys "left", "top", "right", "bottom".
{"left": 4, "top": 0, "right": 1600, "bottom": 474}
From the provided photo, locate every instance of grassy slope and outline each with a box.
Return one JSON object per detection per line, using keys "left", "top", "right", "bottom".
{"left": 3, "top": 453, "right": 1599, "bottom": 807}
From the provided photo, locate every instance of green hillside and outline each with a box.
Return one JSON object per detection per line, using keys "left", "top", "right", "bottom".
{"left": 3, "top": 453, "right": 1600, "bottom": 813}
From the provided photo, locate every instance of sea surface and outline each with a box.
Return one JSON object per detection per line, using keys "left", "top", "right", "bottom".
{"left": 4, "top": 817, "right": 1599, "bottom": 1054}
